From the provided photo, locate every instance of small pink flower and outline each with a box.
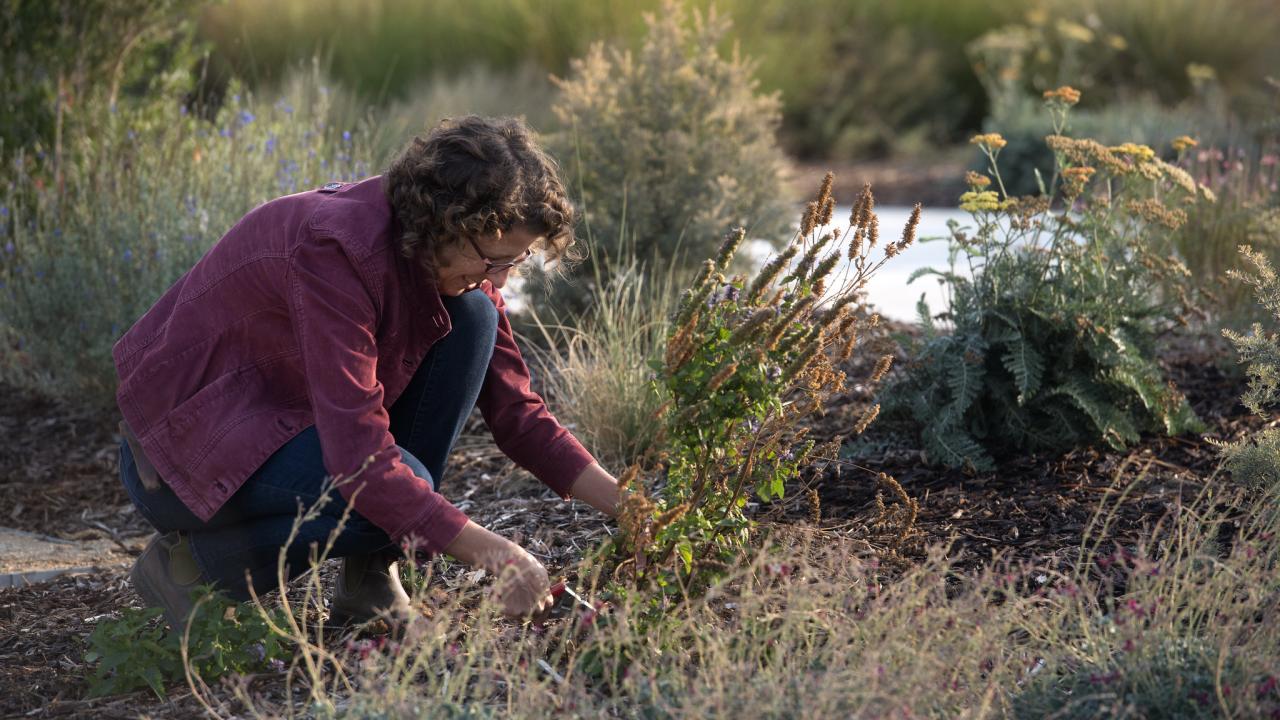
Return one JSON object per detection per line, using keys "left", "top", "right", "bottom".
{"left": 1261, "top": 154, "right": 1278, "bottom": 167}
{"left": 1258, "top": 675, "right": 1278, "bottom": 698}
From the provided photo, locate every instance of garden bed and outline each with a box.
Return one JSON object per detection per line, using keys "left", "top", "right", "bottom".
{"left": 0, "top": 329, "right": 1256, "bottom": 717}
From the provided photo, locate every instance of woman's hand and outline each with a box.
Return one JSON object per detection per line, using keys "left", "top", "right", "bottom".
{"left": 492, "top": 545, "right": 555, "bottom": 618}
{"left": 443, "top": 520, "right": 555, "bottom": 618}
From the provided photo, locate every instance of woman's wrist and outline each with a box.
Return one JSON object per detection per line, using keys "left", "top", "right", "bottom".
{"left": 569, "top": 463, "right": 621, "bottom": 518}
{"left": 443, "top": 520, "right": 517, "bottom": 571}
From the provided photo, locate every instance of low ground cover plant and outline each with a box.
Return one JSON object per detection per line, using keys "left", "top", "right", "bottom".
{"left": 145, "top": 448, "right": 1279, "bottom": 718}
{"left": 84, "top": 586, "right": 291, "bottom": 698}
{"left": 883, "top": 88, "right": 1211, "bottom": 471}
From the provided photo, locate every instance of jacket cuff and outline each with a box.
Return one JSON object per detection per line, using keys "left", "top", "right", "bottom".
{"left": 396, "top": 500, "right": 471, "bottom": 557}
{"left": 526, "top": 434, "right": 597, "bottom": 500}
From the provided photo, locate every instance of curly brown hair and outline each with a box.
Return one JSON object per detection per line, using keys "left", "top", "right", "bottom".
{"left": 384, "top": 115, "right": 579, "bottom": 278}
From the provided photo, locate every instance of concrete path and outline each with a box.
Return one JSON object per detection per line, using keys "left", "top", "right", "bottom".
{"left": 0, "top": 526, "right": 143, "bottom": 588}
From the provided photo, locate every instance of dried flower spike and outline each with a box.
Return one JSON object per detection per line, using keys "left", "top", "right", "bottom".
{"left": 853, "top": 404, "right": 880, "bottom": 434}
{"left": 800, "top": 201, "right": 819, "bottom": 236}
{"left": 870, "top": 354, "right": 893, "bottom": 382}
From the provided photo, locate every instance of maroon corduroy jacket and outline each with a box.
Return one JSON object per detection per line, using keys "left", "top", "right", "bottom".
{"left": 112, "top": 176, "right": 596, "bottom": 555}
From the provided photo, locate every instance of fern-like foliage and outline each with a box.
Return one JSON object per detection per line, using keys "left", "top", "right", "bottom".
{"left": 882, "top": 93, "right": 1209, "bottom": 471}
{"left": 1220, "top": 245, "right": 1280, "bottom": 492}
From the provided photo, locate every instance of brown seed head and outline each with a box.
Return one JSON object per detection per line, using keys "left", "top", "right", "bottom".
{"left": 817, "top": 171, "right": 834, "bottom": 207}
{"left": 870, "top": 354, "right": 893, "bottom": 382}
{"left": 901, "top": 203, "right": 922, "bottom": 249}
{"left": 706, "top": 361, "right": 740, "bottom": 392}
{"left": 801, "top": 201, "right": 819, "bottom": 236}
{"left": 819, "top": 196, "right": 836, "bottom": 226}
{"left": 853, "top": 404, "right": 880, "bottom": 434}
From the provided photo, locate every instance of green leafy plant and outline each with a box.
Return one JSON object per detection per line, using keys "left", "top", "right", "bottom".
{"left": 536, "top": 0, "right": 792, "bottom": 318}
{"left": 612, "top": 174, "right": 909, "bottom": 597}
{"left": 84, "top": 585, "right": 291, "bottom": 698}
{"left": 885, "top": 88, "right": 1208, "bottom": 472}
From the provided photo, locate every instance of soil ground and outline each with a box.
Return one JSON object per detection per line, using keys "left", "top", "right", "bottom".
{"left": 0, "top": 326, "right": 1256, "bottom": 718}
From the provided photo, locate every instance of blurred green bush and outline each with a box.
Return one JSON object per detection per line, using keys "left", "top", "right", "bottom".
{"left": 529, "top": 1, "right": 792, "bottom": 320}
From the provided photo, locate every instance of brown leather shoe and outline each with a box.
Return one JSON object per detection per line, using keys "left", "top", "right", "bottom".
{"left": 329, "top": 550, "right": 412, "bottom": 627}
{"left": 130, "top": 531, "right": 207, "bottom": 630}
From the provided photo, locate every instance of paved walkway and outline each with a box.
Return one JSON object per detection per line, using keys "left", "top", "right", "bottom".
{"left": 0, "top": 526, "right": 141, "bottom": 588}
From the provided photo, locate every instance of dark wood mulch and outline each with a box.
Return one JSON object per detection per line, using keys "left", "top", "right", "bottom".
{"left": 0, "top": 326, "right": 1260, "bottom": 717}
{"left": 763, "top": 328, "right": 1260, "bottom": 577}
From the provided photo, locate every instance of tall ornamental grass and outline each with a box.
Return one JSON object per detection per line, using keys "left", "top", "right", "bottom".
{"left": 0, "top": 79, "right": 372, "bottom": 404}
{"left": 522, "top": 255, "right": 677, "bottom": 470}
{"left": 1171, "top": 138, "right": 1280, "bottom": 327}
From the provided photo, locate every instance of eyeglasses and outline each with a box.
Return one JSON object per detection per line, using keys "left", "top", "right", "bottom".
{"left": 467, "top": 236, "right": 533, "bottom": 274}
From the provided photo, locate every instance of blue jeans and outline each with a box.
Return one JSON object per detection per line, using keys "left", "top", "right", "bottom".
{"left": 118, "top": 291, "right": 498, "bottom": 601}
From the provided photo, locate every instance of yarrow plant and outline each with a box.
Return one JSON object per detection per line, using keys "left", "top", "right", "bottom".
{"left": 885, "top": 87, "right": 1211, "bottom": 471}
{"left": 610, "top": 173, "right": 913, "bottom": 597}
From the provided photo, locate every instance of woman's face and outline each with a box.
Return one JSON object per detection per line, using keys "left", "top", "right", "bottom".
{"left": 433, "top": 226, "right": 541, "bottom": 296}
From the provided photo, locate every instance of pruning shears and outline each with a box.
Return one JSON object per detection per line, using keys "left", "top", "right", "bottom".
{"left": 544, "top": 579, "right": 600, "bottom": 620}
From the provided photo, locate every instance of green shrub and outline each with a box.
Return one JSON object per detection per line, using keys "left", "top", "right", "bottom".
{"left": 883, "top": 91, "right": 1208, "bottom": 472}
{"left": 84, "top": 585, "right": 291, "bottom": 698}
{"left": 0, "top": 0, "right": 207, "bottom": 153}
{"left": 536, "top": 0, "right": 792, "bottom": 319}
{"left": 728, "top": 0, "right": 968, "bottom": 161}
{"left": 0, "top": 75, "right": 371, "bottom": 404}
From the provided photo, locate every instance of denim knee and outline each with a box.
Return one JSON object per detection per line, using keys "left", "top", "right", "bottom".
{"left": 445, "top": 290, "right": 498, "bottom": 345}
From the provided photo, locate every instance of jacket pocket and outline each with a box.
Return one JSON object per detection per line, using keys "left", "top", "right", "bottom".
{"left": 167, "top": 368, "right": 248, "bottom": 439}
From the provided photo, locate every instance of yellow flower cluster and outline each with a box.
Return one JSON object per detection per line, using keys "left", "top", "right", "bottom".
{"left": 1124, "top": 198, "right": 1189, "bottom": 230}
{"left": 1111, "top": 142, "right": 1156, "bottom": 162}
{"left": 1172, "top": 135, "right": 1198, "bottom": 152}
{"left": 1042, "top": 85, "right": 1082, "bottom": 105}
{"left": 964, "top": 170, "right": 993, "bottom": 188}
{"left": 1061, "top": 165, "right": 1096, "bottom": 197}
{"left": 970, "top": 133, "right": 1008, "bottom": 151}
{"left": 960, "top": 190, "right": 1002, "bottom": 212}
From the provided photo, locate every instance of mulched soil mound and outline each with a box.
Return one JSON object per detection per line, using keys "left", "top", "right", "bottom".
{"left": 0, "top": 328, "right": 1260, "bottom": 717}
{"left": 763, "top": 327, "right": 1261, "bottom": 577}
